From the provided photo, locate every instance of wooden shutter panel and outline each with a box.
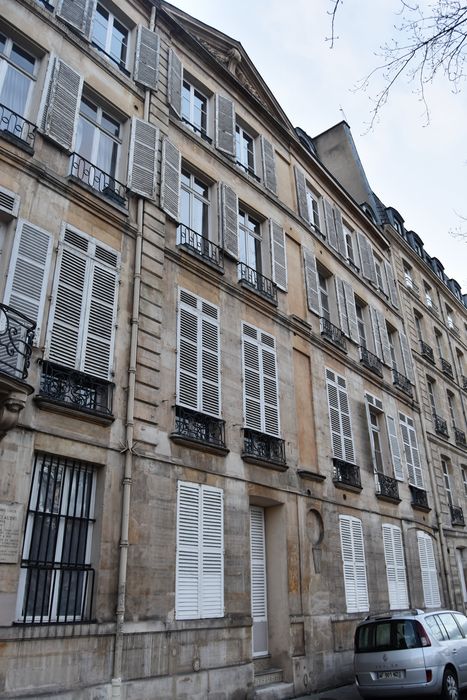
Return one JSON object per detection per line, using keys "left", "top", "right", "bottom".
{"left": 384, "top": 260, "right": 399, "bottom": 309}
{"left": 364, "top": 396, "right": 378, "bottom": 472}
{"left": 324, "top": 199, "right": 338, "bottom": 251}
{"left": 334, "top": 208, "right": 347, "bottom": 258}
{"left": 326, "top": 369, "right": 355, "bottom": 463}
{"left": 383, "top": 525, "right": 409, "bottom": 610}
{"left": 335, "top": 278, "right": 349, "bottom": 336}
{"left": 243, "top": 331, "right": 262, "bottom": 432}
{"left": 376, "top": 309, "right": 392, "bottom": 366}
{"left": 261, "top": 136, "right": 277, "bottom": 194}
{"left": 270, "top": 220, "right": 287, "bottom": 291}
{"left": 177, "top": 294, "right": 199, "bottom": 411}
{"left": 200, "top": 485, "right": 224, "bottom": 618}
{"left": 250, "top": 506, "right": 267, "bottom": 620}
{"left": 220, "top": 183, "right": 238, "bottom": 258}
{"left": 176, "top": 482, "right": 200, "bottom": 619}
{"left": 160, "top": 138, "right": 181, "bottom": 221}
{"left": 417, "top": 531, "right": 441, "bottom": 608}
{"left": 370, "top": 307, "right": 382, "bottom": 360}
{"left": 261, "top": 334, "right": 280, "bottom": 436}
{"left": 42, "top": 57, "right": 83, "bottom": 150}
{"left": 352, "top": 517, "right": 369, "bottom": 611}
{"left": 399, "top": 413, "right": 423, "bottom": 488}
{"left": 356, "top": 232, "right": 377, "bottom": 285}
{"left": 339, "top": 515, "right": 368, "bottom": 613}
{"left": 399, "top": 331, "right": 415, "bottom": 383}
{"left": 386, "top": 415, "right": 403, "bottom": 481}
{"left": 168, "top": 48, "right": 182, "bottom": 118}
{"left": 343, "top": 281, "right": 359, "bottom": 343}
{"left": 303, "top": 248, "right": 320, "bottom": 314}
{"left": 201, "top": 301, "right": 220, "bottom": 417}
{"left": 134, "top": 26, "right": 159, "bottom": 90}
{"left": 127, "top": 118, "right": 158, "bottom": 198}
{"left": 57, "top": 0, "right": 94, "bottom": 37}
{"left": 215, "top": 95, "right": 235, "bottom": 155}
{"left": 4, "top": 220, "right": 52, "bottom": 343}
{"left": 294, "top": 167, "right": 309, "bottom": 223}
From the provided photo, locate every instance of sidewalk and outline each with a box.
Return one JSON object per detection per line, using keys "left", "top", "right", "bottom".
{"left": 296, "top": 683, "right": 359, "bottom": 700}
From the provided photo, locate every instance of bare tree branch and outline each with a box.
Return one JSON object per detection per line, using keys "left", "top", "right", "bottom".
{"left": 326, "top": 0, "right": 344, "bottom": 48}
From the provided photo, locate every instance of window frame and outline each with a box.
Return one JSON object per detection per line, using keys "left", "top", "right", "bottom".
{"left": 0, "top": 31, "right": 38, "bottom": 121}
{"left": 181, "top": 76, "right": 209, "bottom": 138}
{"left": 179, "top": 166, "right": 211, "bottom": 240}
{"left": 235, "top": 120, "right": 257, "bottom": 176}
{"left": 75, "top": 94, "right": 123, "bottom": 181}
{"left": 90, "top": 2, "right": 130, "bottom": 73}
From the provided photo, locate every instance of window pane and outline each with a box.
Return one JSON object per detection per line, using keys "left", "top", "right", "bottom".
{"left": 193, "top": 90, "right": 207, "bottom": 131}
{"left": 97, "top": 132, "right": 118, "bottom": 176}
{"left": 10, "top": 43, "right": 35, "bottom": 74}
{"left": 101, "top": 112, "right": 120, "bottom": 138}
{"left": 76, "top": 117, "right": 95, "bottom": 162}
{"left": 192, "top": 176, "right": 208, "bottom": 199}
{"left": 80, "top": 97, "right": 98, "bottom": 121}
{"left": 110, "top": 18, "right": 128, "bottom": 65}
{"left": 92, "top": 5, "right": 109, "bottom": 50}
{"left": 182, "top": 82, "right": 191, "bottom": 121}
{"left": 191, "top": 198, "right": 207, "bottom": 236}
{"left": 0, "top": 34, "right": 6, "bottom": 54}
{"left": 0, "top": 66, "right": 31, "bottom": 115}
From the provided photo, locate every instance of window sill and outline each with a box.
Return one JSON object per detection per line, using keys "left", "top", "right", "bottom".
{"left": 0, "top": 129, "right": 34, "bottom": 156}
{"left": 177, "top": 242, "right": 224, "bottom": 273}
{"left": 297, "top": 469, "right": 326, "bottom": 482}
{"left": 242, "top": 453, "right": 288, "bottom": 471}
{"left": 375, "top": 493, "right": 401, "bottom": 505}
{"left": 332, "top": 479, "right": 362, "bottom": 494}
{"left": 68, "top": 176, "right": 128, "bottom": 214}
{"left": 34, "top": 396, "right": 114, "bottom": 426}
{"left": 170, "top": 433, "right": 229, "bottom": 457}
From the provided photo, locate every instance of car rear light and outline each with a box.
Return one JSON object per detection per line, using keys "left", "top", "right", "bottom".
{"left": 426, "top": 670, "right": 433, "bottom": 682}
{"left": 415, "top": 620, "right": 432, "bottom": 647}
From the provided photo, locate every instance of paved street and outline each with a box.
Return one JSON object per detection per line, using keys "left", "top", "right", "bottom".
{"left": 297, "top": 682, "right": 467, "bottom": 700}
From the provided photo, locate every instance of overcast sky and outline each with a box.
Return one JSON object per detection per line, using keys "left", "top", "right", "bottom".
{"left": 169, "top": 0, "right": 467, "bottom": 292}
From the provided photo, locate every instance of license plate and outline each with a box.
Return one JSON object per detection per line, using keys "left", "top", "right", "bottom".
{"left": 377, "top": 671, "right": 403, "bottom": 679}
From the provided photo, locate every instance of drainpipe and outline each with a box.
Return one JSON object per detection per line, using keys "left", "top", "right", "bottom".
{"left": 111, "top": 7, "right": 155, "bottom": 697}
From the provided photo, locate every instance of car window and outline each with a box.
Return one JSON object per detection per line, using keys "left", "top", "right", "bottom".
{"left": 424, "top": 615, "right": 447, "bottom": 641}
{"left": 355, "top": 620, "right": 421, "bottom": 652}
{"left": 438, "top": 613, "right": 464, "bottom": 640}
{"left": 454, "top": 613, "right": 467, "bottom": 637}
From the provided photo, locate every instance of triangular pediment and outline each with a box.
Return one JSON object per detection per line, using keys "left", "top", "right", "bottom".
{"left": 160, "top": 2, "right": 295, "bottom": 134}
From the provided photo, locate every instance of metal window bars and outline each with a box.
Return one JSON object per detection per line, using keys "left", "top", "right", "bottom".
{"left": 0, "top": 103, "right": 36, "bottom": 152}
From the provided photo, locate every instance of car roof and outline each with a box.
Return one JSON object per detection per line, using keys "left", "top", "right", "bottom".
{"left": 356, "top": 609, "right": 464, "bottom": 626}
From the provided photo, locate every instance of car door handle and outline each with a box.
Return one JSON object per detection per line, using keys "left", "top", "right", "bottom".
{"left": 452, "top": 649, "right": 457, "bottom": 654}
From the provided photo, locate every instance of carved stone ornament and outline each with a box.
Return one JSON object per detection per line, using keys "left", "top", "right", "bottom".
{"left": 197, "top": 39, "right": 265, "bottom": 105}
{"left": 0, "top": 391, "right": 27, "bottom": 440}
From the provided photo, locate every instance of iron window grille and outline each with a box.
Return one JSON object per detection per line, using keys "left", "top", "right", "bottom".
{"left": 375, "top": 472, "right": 400, "bottom": 501}
{"left": 359, "top": 346, "right": 383, "bottom": 377}
{"left": 173, "top": 405, "right": 226, "bottom": 448}
{"left": 18, "top": 453, "right": 96, "bottom": 624}
{"left": 450, "top": 505, "right": 465, "bottom": 527}
{"left": 420, "top": 341, "right": 435, "bottom": 363}
{"left": 237, "top": 263, "right": 277, "bottom": 304}
{"left": 320, "top": 318, "right": 347, "bottom": 352}
{"left": 454, "top": 427, "right": 466, "bottom": 447}
{"left": 409, "top": 484, "right": 430, "bottom": 511}
{"left": 177, "top": 224, "right": 223, "bottom": 270}
{"left": 242, "top": 428, "right": 286, "bottom": 467}
{"left": 0, "top": 103, "right": 36, "bottom": 152}
{"left": 0, "top": 303, "right": 35, "bottom": 380}
{"left": 440, "top": 357, "right": 454, "bottom": 378}
{"left": 392, "top": 368, "right": 412, "bottom": 396}
{"left": 332, "top": 458, "right": 361, "bottom": 490}
{"left": 39, "top": 361, "right": 113, "bottom": 416}
{"left": 433, "top": 413, "right": 449, "bottom": 438}
{"left": 69, "top": 153, "right": 127, "bottom": 206}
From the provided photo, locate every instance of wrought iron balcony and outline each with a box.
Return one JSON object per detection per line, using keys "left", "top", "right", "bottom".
{"left": 0, "top": 304, "right": 35, "bottom": 381}
{"left": 404, "top": 276, "right": 419, "bottom": 296}
{"left": 177, "top": 225, "right": 224, "bottom": 270}
{"left": 181, "top": 117, "right": 212, "bottom": 144}
{"left": 237, "top": 263, "right": 277, "bottom": 304}
{"left": 420, "top": 340, "right": 435, "bottom": 363}
{"left": 375, "top": 472, "right": 400, "bottom": 501}
{"left": 69, "top": 153, "right": 127, "bottom": 207}
{"left": 242, "top": 428, "right": 286, "bottom": 468}
{"left": 409, "top": 485, "right": 430, "bottom": 511}
{"left": 392, "top": 368, "right": 412, "bottom": 395}
{"left": 440, "top": 357, "right": 454, "bottom": 378}
{"left": 38, "top": 361, "right": 113, "bottom": 417}
{"left": 173, "top": 405, "right": 226, "bottom": 449}
{"left": 332, "top": 458, "right": 362, "bottom": 491}
{"left": 320, "top": 318, "right": 347, "bottom": 352}
{"left": 450, "top": 505, "right": 465, "bottom": 527}
{"left": 454, "top": 427, "right": 467, "bottom": 447}
{"left": 433, "top": 413, "right": 449, "bottom": 438}
{"left": 359, "top": 346, "right": 382, "bottom": 377}
{"left": 425, "top": 296, "right": 439, "bottom": 314}
{"left": 0, "top": 102, "right": 36, "bottom": 152}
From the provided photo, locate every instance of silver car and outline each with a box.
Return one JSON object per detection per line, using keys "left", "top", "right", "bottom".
{"left": 354, "top": 609, "right": 467, "bottom": 699}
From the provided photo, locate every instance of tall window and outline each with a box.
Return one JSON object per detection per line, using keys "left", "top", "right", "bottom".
{"left": 76, "top": 96, "right": 121, "bottom": 181}
{"left": 369, "top": 407, "right": 384, "bottom": 472}
{"left": 175, "top": 481, "right": 224, "bottom": 620}
{"left": 318, "top": 269, "right": 330, "bottom": 321}
{"left": 414, "top": 311, "right": 423, "bottom": 340}
{"left": 382, "top": 524, "right": 409, "bottom": 610}
{"left": 181, "top": 80, "right": 208, "bottom": 136}
{"left": 447, "top": 391, "right": 457, "bottom": 427}
{"left": 387, "top": 327, "right": 398, "bottom": 370}
{"left": 0, "top": 33, "right": 36, "bottom": 118}
{"left": 306, "top": 188, "right": 321, "bottom": 230}
{"left": 238, "top": 209, "right": 261, "bottom": 273}
{"left": 344, "top": 224, "right": 356, "bottom": 266}
{"left": 403, "top": 262, "right": 413, "bottom": 288}
{"left": 179, "top": 168, "right": 210, "bottom": 239}
{"left": 462, "top": 467, "right": 467, "bottom": 497}
{"left": 339, "top": 515, "right": 369, "bottom": 613}
{"left": 326, "top": 369, "right": 355, "bottom": 463}
{"left": 17, "top": 453, "right": 96, "bottom": 623}
{"left": 427, "top": 377, "right": 437, "bottom": 415}
{"left": 417, "top": 531, "right": 441, "bottom": 608}
{"left": 424, "top": 282, "right": 433, "bottom": 308}
{"left": 91, "top": 4, "right": 129, "bottom": 70}
{"left": 235, "top": 123, "right": 255, "bottom": 173}
{"left": 355, "top": 301, "right": 367, "bottom": 348}
{"left": 442, "top": 458, "right": 453, "bottom": 506}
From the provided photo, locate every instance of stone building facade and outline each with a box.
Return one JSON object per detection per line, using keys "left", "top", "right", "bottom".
{"left": 0, "top": 1, "right": 465, "bottom": 698}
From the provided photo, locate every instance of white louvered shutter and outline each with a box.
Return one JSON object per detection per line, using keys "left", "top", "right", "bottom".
{"left": 57, "top": 0, "right": 95, "bottom": 37}
{"left": 386, "top": 415, "right": 403, "bottom": 481}
{"left": 176, "top": 482, "right": 200, "bottom": 619}
{"left": 200, "top": 486, "right": 224, "bottom": 618}
{"left": 160, "top": 138, "right": 181, "bottom": 221}
{"left": 326, "top": 369, "right": 355, "bottom": 462}
{"left": 243, "top": 326, "right": 261, "bottom": 432}
{"left": 294, "top": 167, "right": 309, "bottom": 223}
{"left": 334, "top": 208, "right": 347, "bottom": 258}
{"left": 417, "top": 531, "right": 441, "bottom": 608}
{"left": 168, "top": 48, "right": 182, "bottom": 117}
{"left": 3, "top": 220, "right": 52, "bottom": 343}
{"left": 250, "top": 505, "right": 268, "bottom": 656}
{"left": 134, "top": 26, "right": 159, "bottom": 90}
{"left": 384, "top": 260, "right": 399, "bottom": 309}
{"left": 201, "top": 301, "right": 220, "bottom": 416}
{"left": 0, "top": 186, "right": 19, "bottom": 220}
{"left": 383, "top": 524, "right": 409, "bottom": 610}
{"left": 215, "top": 95, "right": 235, "bottom": 155}
{"left": 42, "top": 58, "right": 83, "bottom": 150}
{"left": 220, "top": 184, "right": 239, "bottom": 258}
{"left": 343, "top": 281, "right": 359, "bottom": 343}
{"left": 339, "top": 515, "right": 369, "bottom": 613}
{"left": 261, "top": 332, "right": 280, "bottom": 436}
{"left": 399, "top": 413, "right": 423, "bottom": 488}
{"left": 356, "top": 232, "right": 377, "bottom": 285}
{"left": 335, "top": 278, "right": 349, "bottom": 336}
{"left": 303, "top": 248, "right": 320, "bottom": 314}
{"left": 127, "top": 118, "right": 158, "bottom": 198}
{"left": 261, "top": 136, "right": 277, "bottom": 194}
{"left": 399, "top": 332, "right": 415, "bottom": 383}
{"left": 242, "top": 324, "right": 280, "bottom": 436}
{"left": 270, "top": 220, "right": 287, "bottom": 291}
{"left": 324, "top": 199, "right": 338, "bottom": 250}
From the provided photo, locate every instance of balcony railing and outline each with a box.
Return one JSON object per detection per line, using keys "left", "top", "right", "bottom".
{"left": 0, "top": 304, "right": 35, "bottom": 381}
{"left": 91, "top": 42, "right": 131, "bottom": 76}
{"left": 332, "top": 458, "right": 362, "bottom": 490}
{"left": 433, "top": 413, "right": 449, "bottom": 438}
{"left": 410, "top": 485, "right": 430, "bottom": 511}
{"left": 235, "top": 160, "right": 261, "bottom": 182}
{"left": 0, "top": 103, "right": 36, "bottom": 152}
{"left": 450, "top": 505, "right": 465, "bottom": 526}
{"left": 440, "top": 357, "right": 454, "bottom": 378}
{"left": 237, "top": 263, "right": 277, "bottom": 304}
{"left": 392, "top": 368, "right": 412, "bottom": 395}
{"left": 181, "top": 117, "right": 212, "bottom": 144}
{"left": 320, "top": 318, "right": 347, "bottom": 352}
{"left": 375, "top": 472, "right": 400, "bottom": 501}
{"left": 359, "top": 346, "right": 383, "bottom": 377}
{"left": 69, "top": 153, "right": 127, "bottom": 207}
{"left": 242, "top": 428, "right": 286, "bottom": 467}
{"left": 454, "top": 427, "right": 467, "bottom": 447}
{"left": 420, "top": 340, "right": 435, "bottom": 363}
{"left": 39, "top": 361, "right": 113, "bottom": 416}
{"left": 173, "top": 405, "right": 226, "bottom": 449}
{"left": 177, "top": 225, "right": 224, "bottom": 270}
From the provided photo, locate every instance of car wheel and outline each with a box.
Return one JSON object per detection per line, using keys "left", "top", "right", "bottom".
{"left": 441, "top": 668, "right": 459, "bottom": 700}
